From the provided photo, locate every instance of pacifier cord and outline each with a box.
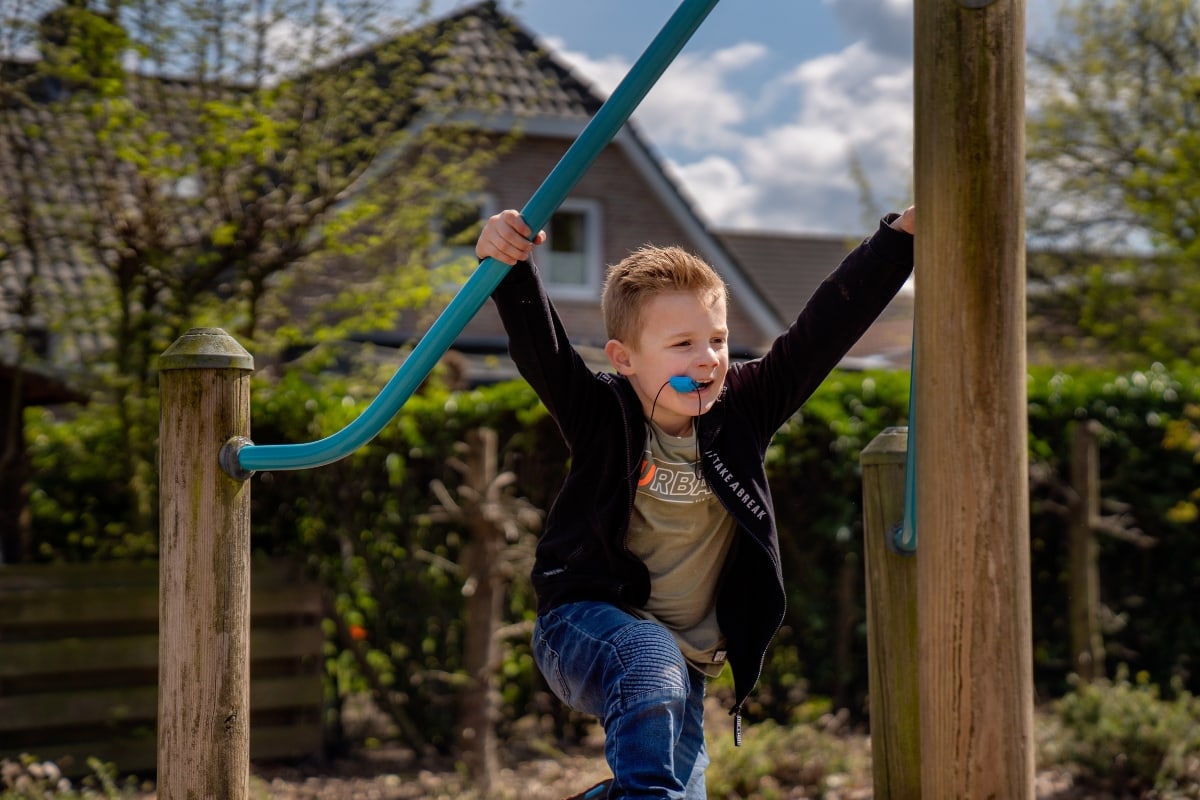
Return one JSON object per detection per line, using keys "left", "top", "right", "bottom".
{"left": 645, "top": 378, "right": 703, "bottom": 479}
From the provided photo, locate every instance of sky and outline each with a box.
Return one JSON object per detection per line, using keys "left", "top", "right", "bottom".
{"left": 409, "top": 0, "right": 1062, "bottom": 237}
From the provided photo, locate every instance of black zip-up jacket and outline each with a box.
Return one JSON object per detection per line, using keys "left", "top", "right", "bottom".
{"left": 491, "top": 215, "right": 914, "bottom": 730}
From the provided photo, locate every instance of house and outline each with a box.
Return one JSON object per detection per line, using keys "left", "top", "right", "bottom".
{"left": 0, "top": 0, "right": 913, "bottom": 552}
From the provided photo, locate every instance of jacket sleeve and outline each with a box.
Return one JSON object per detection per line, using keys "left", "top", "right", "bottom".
{"left": 490, "top": 258, "right": 605, "bottom": 446}
{"left": 730, "top": 214, "right": 915, "bottom": 442}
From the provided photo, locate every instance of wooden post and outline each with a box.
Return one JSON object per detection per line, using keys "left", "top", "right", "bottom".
{"left": 914, "top": 0, "right": 1034, "bottom": 797}
{"left": 861, "top": 427, "right": 921, "bottom": 799}
{"left": 157, "top": 328, "right": 254, "bottom": 800}
{"left": 1069, "top": 420, "right": 1105, "bottom": 682}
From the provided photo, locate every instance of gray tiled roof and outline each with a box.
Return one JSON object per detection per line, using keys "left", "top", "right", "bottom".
{"left": 0, "top": 69, "right": 104, "bottom": 367}
{"left": 717, "top": 228, "right": 915, "bottom": 369}
{"left": 424, "top": 1, "right": 602, "bottom": 119}
{"left": 717, "top": 229, "right": 862, "bottom": 323}
{"left": 0, "top": 63, "right": 212, "bottom": 369}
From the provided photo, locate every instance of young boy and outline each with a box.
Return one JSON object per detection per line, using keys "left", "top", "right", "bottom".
{"left": 477, "top": 206, "right": 915, "bottom": 799}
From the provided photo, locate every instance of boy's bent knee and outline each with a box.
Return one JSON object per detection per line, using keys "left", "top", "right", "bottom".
{"left": 612, "top": 620, "right": 689, "bottom": 698}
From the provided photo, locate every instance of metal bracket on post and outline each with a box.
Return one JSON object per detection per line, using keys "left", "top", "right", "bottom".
{"left": 958, "top": 0, "right": 997, "bottom": 7}
{"left": 220, "top": 436, "right": 255, "bottom": 481}
{"left": 887, "top": 521, "right": 917, "bottom": 556}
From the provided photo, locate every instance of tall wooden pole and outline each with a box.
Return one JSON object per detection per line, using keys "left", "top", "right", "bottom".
{"left": 158, "top": 328, "right": 254, "bottom": 800}
{"left": 913, "top": 1, "right": 1034, "bottom": 797}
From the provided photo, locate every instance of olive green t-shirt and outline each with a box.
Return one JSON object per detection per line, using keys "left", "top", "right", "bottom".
{"left": 626, "top": 422, "right": 737, "bottom": 676}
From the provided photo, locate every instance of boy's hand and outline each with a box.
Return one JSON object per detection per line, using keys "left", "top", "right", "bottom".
{"left": 890, "top": 206, "right": 916, "bottom": 235}
{"left": 476, "top": 209, "right": 547, "bottom": 265}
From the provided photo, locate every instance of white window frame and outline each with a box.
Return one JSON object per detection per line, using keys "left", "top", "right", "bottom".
{"left": 542, "top": 198, "right": 603, "bottom": 301}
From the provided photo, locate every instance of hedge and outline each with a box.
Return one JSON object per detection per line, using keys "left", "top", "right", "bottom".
{"left": 25, "top": 353, "right": 1200, "bottom": 747}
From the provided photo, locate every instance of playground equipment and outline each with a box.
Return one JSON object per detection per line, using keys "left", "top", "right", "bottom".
{"left": 157, "top": 0, "right": 1032, "bottom": 797}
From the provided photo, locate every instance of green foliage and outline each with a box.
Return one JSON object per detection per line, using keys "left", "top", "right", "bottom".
{"left": 1162, "top": 403, "right": 1200, "bottom": 524}
{"left": 35, "top": 2, "right": 130, "bottom": 93}
{"left": 1027, "top": 0, "right": 1200, "bottom": 365}
{"left": 705, "top": 717, "right": 869, "bottom": 800}
{"left": 1047, "top": 668, "right": 1200, "bottom": 794}
{"left": 24, "top": 402, "right": 158, "bottom": 562}
{"left": 764, "top": 370, "right": 910, "bottom": 714}
{"left": 1026, "top": 365, "right": 1200, "bottom": 695}
{"left": 3, "top": 0, "right": 507, "bottom": 565}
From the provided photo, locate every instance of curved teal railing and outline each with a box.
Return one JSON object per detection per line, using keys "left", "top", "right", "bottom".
{"left": 227, "top": 0, "right": 722, "bottom": 477}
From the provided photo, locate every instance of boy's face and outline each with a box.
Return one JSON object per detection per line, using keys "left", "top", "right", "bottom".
{"left": 604, "top": 289, "right": 729, "bottom": 437}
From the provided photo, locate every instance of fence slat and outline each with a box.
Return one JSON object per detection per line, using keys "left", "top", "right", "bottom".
{"left": 0, "top": 635, "right": 159, "bottom": 677}
{"left": 0, "top": 588, "right": 159, "bottom": 626}
{"left": 0, "top": 675, "right": 322, "bottom": 733}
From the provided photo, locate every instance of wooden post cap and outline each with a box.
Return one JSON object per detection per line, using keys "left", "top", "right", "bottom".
{"left": 159, "top": 327, "right": 253, "bottom": 372}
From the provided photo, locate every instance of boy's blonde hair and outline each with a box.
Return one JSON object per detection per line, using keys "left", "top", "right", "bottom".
{"left": 601, "top": 245, "right": 728, "bottom": 345}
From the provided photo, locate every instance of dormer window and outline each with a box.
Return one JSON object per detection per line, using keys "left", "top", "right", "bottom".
{"left": 541, "top": 199, "right": 601, "bottom": 300}
{"left": 436, "top": 196, "right": 603, "bottom": 299}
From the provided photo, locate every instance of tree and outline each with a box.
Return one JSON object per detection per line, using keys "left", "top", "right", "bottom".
{"left": 1, "top": 0, "right": 506, "bottom": 556}
{"left": 425, "top": 427, "right": 541, "bottom": 791}
{"left": 1026, "top": 0, "right": 1200, "bottom": 366}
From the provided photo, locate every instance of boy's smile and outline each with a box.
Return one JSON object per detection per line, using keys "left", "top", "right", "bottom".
{"left": 604, "top": 290, "right": 729, "bottom": 437}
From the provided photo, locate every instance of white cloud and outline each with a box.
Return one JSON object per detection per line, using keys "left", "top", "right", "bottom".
{"left": 552, "top": 20, "right": 915, "bottom": 235}
{"left": 664, "top": 40, "right": 914, "bottom": 234}
{"left": 548, "top": 38, "right": 766, "bottom": 151}
{"left": 431, "top": 0, "right": 1052, "bottom": 234}
{"left": 667, "top": 156, "right": 761, "bottom": 228}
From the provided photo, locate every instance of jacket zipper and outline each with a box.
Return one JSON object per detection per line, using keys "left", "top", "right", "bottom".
{"left": 618, "top": 381, "right": 640, "bottom": 574}
{"left": 700, "top": 442, "right": 786, "bottom": 747}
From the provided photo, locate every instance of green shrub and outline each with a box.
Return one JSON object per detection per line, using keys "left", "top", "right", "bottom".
{"left": 24, "top": 355, "right": 1200, "bottom": 747}
{"left": 705, "top": 717, "right": 870, "bottom": 799}
{"left": 1050, "top": 667, "right": 1200, "bottom": 794}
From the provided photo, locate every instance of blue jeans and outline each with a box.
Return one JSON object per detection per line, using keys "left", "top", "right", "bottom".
{"left": 533, "top": 601, "right": 709, "bottom": 799}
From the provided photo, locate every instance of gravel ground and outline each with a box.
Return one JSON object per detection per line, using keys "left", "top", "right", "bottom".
{"left": 239, "top": 747, "right": 1131, "bottom": 800}
{"left": 123, "top": 699, "right": 1144, "bottom": 799}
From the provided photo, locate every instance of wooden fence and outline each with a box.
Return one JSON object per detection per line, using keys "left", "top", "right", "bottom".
{"left": 0, "top": 561, "right": 324, "bottom": 776}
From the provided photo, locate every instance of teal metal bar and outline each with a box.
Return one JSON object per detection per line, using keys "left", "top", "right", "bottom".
{"left": 231, "top": 0, "right": 721, "bottom": 476}
{"left": 892, "top": 321, "right": 918, "bottom": 554}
